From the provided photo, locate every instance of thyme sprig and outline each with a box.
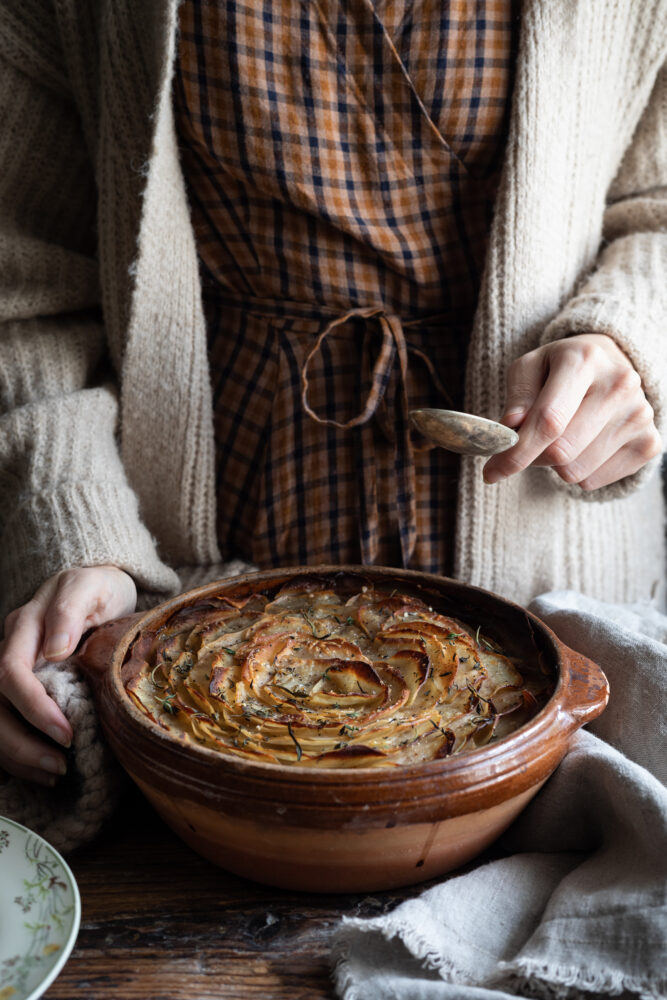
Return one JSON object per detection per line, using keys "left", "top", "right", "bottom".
{"left": 301, "top": 610, "right": 331, "bottom": 640}
{"left": 466, "top": 681, "right": 493, "bottom": 704}
{"left": 474, "top": 625, "right": 501, "bottom": 652}
{"left": 151, "top": 664, "right": 167, "bottom": 689}
{"left": 160, "top": 692, "right": 178, "bottom": 714}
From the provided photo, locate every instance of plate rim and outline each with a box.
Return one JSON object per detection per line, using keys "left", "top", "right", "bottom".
{"left": 0, "top": 814, "right": 81, "bottom": 1000}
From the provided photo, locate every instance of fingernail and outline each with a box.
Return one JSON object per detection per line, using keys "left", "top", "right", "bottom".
{"left": 47, "top": 725, "right": 72, "bottom": 748}
{"left": 44, "top": 633, "right": 70, "bottom": 659}
{"left": 39, "top": 754, "right": 67, "bottom": 776}
{"left": 484, "top": 469, "right": 504, "bottom": 485}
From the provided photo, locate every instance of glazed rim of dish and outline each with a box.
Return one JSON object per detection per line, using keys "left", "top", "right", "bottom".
{"left": 95, "top": 565, "right": 606, "bottom": 827}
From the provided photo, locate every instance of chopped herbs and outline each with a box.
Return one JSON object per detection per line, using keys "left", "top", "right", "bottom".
{"left": 301, "top": 609, "right": 331, "bottom": 639}
{"left": 160, "top": 692, "right": 178, "bottom": 714}
{"left": 174, "top": 655, "right": 194, "bottom": 676}
{"left": 131, "top": 581, "right": 552, "bottom": 766}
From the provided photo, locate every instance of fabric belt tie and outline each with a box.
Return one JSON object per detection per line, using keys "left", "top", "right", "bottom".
{"left": 300, "top": 306, "right": 450, "bottom": 568}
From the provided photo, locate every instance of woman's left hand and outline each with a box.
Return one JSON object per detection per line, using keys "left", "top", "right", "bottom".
{"left": 483, "top": 333, "right": 662, "bottom": 490}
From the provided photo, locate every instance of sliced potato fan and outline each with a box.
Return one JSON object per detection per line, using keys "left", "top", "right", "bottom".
{"left": 123, "top": 579, "right": 554, "bottom": 767}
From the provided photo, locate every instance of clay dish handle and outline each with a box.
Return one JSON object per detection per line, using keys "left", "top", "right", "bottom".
{"left": 557, "top": 640, "right": 609, "bottom": 728}
{"left": 73, "top": 612, "right": 145, "bottom": 690}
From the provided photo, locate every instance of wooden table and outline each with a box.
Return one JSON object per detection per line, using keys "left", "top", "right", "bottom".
{"left": 43, "top": 782, "right": 444, "bottom": 1000}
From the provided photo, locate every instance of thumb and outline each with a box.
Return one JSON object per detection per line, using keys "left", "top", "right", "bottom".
{"left": 41, "top": 574, "right": 92, "bottom": 661}
{"left": 41, "top": 567, "right": 135, "bottom": 662}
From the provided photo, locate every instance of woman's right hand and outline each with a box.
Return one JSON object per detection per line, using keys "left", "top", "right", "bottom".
{"left": 0, "top": 566, "right": 137, "bottom": 785}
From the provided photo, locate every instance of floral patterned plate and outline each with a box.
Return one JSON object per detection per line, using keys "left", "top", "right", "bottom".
{"left": 0, "top": 817, "right": 80, "bottom": 1000}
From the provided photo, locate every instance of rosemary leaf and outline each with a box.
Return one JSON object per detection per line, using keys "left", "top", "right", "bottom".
{"left": 287, "top": 722, "right": 303, "bottom": 762}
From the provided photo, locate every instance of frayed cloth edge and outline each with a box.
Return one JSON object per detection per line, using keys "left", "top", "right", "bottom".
{"left": 331, "top": 926, "right": 667, "bottom": 1000}
{"left": 331, "top": 920, "right": 477, "bottom": 1000}
{"left": 493, "top": 958, "right": 667, "bottom": 1000}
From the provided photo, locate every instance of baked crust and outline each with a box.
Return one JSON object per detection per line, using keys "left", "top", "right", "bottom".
{"left": 123, "top": 576, "right": 554, "bottom": 767}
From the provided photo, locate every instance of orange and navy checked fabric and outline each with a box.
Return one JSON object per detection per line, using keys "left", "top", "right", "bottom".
{"left": 174, "top": 0, "right": 519, "bottom": 574}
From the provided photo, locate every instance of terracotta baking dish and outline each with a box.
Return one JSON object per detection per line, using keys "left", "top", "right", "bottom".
{"left": 75, "top": 566, "right": 608, "bottom": 893}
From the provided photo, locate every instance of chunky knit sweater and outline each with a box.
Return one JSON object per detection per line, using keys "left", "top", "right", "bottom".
{"left": 0, "top": 0, "right": 666, "bottom": 620}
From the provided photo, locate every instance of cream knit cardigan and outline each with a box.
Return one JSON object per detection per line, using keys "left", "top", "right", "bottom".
{"left": 0, "top": 0, "right": 666, "bottom": 621}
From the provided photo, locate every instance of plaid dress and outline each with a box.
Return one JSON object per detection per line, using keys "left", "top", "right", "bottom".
{"left": 174, "top": 0, "right": 519, "bottom": 574}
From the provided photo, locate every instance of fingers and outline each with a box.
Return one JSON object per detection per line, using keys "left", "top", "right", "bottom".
{"left": 0, "top": 700, "right": 66, "bottom": 785}
{"left": 567, "top": 425, "right": 662, "bottom": 491}
{"left": 0, "top": 601, "right": 72, "bottom": 748}
{"left": 484, "top": 334, "right": 662, "bottom": 489}
{"left": 484, "top": 343, "right": 596, "bottom": 483}
{"left": 534, "top": 395, "right": 655, "bottom": 484}
{"left": 530, "top": 384, "right": 644, "bottom": 472}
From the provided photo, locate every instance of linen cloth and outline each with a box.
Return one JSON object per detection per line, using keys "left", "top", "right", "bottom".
{"left": 332, "top": 590, "right": 667, "bottom": 1000}
{"left": 174, "top": 0, "right": 518, "bottom": 574}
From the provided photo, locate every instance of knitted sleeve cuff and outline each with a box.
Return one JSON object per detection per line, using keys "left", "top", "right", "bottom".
{"left": 0, "top": 480, "right": 180, "bottom": 619}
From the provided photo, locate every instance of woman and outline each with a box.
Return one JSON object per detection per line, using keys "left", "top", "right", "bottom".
{"left": 0, "top": 0, "right": 664, "bottom": 788}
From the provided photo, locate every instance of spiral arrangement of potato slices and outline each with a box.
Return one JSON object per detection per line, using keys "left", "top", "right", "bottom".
{"left": 123, "top": 578, "right": 553, "bottom": 767}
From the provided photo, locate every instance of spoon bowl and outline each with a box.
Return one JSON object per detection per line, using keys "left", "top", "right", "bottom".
{"left": 410, "top": 409, "right": 519, "bottom": 456}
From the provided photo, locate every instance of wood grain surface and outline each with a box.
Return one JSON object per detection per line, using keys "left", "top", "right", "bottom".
{"left": 43, "top": 782, "right": 447, "bottom": 1000}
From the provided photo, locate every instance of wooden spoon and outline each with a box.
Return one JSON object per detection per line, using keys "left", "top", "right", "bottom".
{"left": 409, "top": 409, "right": 519, "bottom": 456}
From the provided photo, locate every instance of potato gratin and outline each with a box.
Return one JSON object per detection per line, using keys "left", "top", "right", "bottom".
{"left": 123, "top": 577, "right": 554, "bottom": 767}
